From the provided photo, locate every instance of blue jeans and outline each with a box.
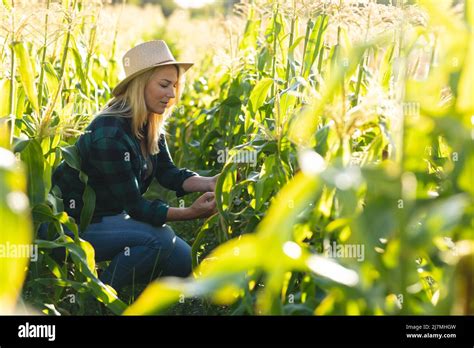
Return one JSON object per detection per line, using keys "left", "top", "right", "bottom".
{"left": 37, "top": 211, "right": 192, "bottom": 291}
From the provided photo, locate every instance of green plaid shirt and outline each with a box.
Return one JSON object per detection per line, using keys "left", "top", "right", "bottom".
{"left": 52, "top": 114, "right": 197, "bottom": 227}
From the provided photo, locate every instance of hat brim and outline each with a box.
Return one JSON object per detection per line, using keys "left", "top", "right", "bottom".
{"left": 112, "top": 61, "right": 193, "bottom": 96}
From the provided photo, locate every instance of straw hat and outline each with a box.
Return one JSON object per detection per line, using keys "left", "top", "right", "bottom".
{"left": 112, "top": 40, "right": 193, "bottom": 96}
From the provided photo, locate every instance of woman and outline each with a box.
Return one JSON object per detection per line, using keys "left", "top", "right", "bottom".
{"left": 39, "top": 40, "right": 218, "bottom": 291}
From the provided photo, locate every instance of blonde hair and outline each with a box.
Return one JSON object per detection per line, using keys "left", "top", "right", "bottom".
{"left": 98, "top": 65, "right": 185, "bottom": 155}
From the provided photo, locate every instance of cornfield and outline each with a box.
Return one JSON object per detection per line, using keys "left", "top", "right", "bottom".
{"left": 0, "top": 0, "right": 473, "bottom": 318}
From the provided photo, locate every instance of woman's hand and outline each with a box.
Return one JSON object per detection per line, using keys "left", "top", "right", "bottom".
{"left": 189, "top": 192, "right": 217, "bottom": 219}
{"left": 166, "top": 192, "right": 217, "bottom": 221}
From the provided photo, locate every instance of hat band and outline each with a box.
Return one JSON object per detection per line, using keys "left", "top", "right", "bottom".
{"left": 156, "top": 59, "right": 174, "bottom": 64}
{"left": 126, "top": 59, "right": 177, "bottom": 77}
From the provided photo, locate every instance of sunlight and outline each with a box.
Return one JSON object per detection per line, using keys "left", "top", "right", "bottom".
{"left": 174, "top": 0, "right": 216, "bottom": 9}
{"left": 298, "top": 149, "right": 326, "bottom": 175}
{"left": 0, "top": 147, "right": 16, "bottom": 168}
{"left": 307, "top": 255, "right": 359, "bottom": 287}
{"left": 283, "top": 241, "right": 302, "bottom": 259}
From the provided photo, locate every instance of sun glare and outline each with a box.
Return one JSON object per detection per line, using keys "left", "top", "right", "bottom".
{"left": 174, "top": 0, "right": 216, "bottom": 9}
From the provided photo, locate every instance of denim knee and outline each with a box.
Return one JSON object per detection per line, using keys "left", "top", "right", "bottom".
{"left": 144, "top": 225, "right": 176, "bottom": 253}
{"left": 160, "top": 233, "right": 192, "bottom": 278}
{"left": 135, "top": 225, "right": 192, "bottom": 280}
{"left": 147, "top": 226, "right": 190, "bottom": 275}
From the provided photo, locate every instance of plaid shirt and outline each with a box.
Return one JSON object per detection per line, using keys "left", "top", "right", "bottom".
{"left": 52, "top": 114, "right": 197, "bottom": 227}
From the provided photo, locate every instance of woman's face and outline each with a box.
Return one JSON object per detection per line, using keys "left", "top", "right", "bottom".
{"left": 144, "top": 65, "right": 178, "bottom": 114}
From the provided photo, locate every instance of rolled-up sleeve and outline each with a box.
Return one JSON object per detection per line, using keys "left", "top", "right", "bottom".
{"left": 89, "top": 136, "right": 169, "bottom": 227}
{"left": 155, "top": 134, "right": 197, "bottom": 197}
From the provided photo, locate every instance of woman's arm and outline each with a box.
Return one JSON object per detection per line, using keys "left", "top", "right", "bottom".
{"left": 155, "top": 135, "right": 220, "bottom": 195}
{"left": 166, "top": 207, "right": 194, "bottom": 221}
{"left": 155, "top": 135, "right": 198, "bottom": 196}
{"left": 182, "top": 174, "right": 219, "bottom": 193}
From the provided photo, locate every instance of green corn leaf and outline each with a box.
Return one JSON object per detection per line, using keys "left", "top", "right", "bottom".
{"left": 249, "top": 78, "right": 273, "bottom": 116}
{"left": 43, "top": 61, "right": 60, "bottom": 100}
{"left": 0, "top": 79, "right": 12, "bottom": 118}
{"left": 12, "top": 42, "right": 40, "bottom": 116}
{"left": 20, "top": 139, "right": 46, "bottom": 206}
{"left": 15, "top": 85, "right": 26, "bottom": 122}
{"left": 37, "top": 237, "right": 126, "bottom": 314}
{"left": 70, "top": 45, "right": 88, "bottom": 94}
{"left": 0, "top": 146, "right": 32, "bottom": 314}
{"left": 302, "top": 15, "right": 328, "bottom": 79}
{"left": 79, "top": 184, "right": 96, "bottom": 233}
{"left": 191, "top": 214, "right": 219, "bottom": 269}
{"left": 60, "top": 145, "right": 81, "bottom": 171}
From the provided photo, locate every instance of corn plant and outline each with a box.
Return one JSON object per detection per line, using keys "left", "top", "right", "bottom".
{"left": 129, "top": 0, "right": 473, "bottom": 315}
{"left": 0, "top": 0, "right": 127, "bottom": 314}
{"left": 1, "top": 0, "right": 472, "bottom": 316}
